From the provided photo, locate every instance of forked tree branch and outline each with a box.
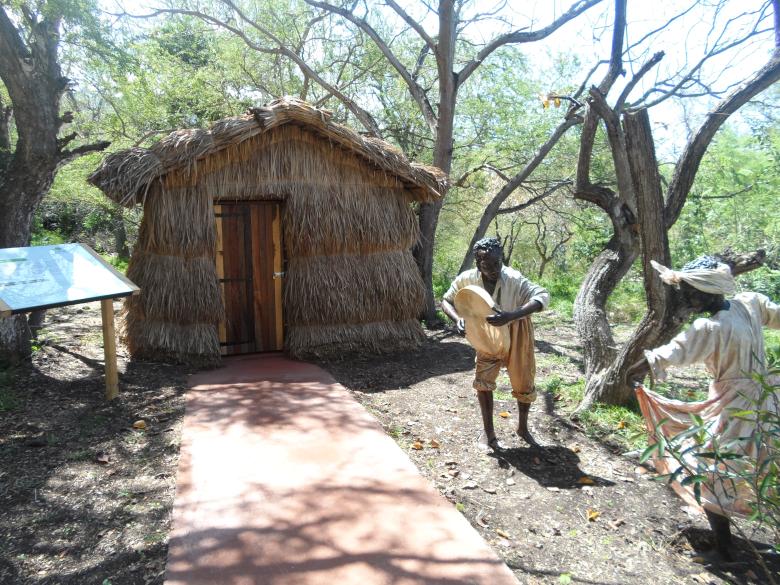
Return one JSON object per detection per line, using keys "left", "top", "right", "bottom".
{"left": 125, "top": 3, "right": 383, "bottom": 136}
{"left": 304, "top": 0, "right": 438, "bottom": 131}
{"left": 457, "top": 0, "right": 605, "bottom": 87}
{"left": 665, "top": 12, "right": 780, "bottom": 228}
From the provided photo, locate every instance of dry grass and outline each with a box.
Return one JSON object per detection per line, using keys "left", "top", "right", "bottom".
{"left": 286, "top": 319, "right": 425, "bottom": 358}
{"left": 88, "top": 97, "right": 446, "bottom": 206}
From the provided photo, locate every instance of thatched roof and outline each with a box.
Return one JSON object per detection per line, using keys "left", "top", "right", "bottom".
{"left": 89, "top": 97, "right": 447, "bottom": 206}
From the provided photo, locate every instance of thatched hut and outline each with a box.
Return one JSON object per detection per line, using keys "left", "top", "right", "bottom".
{"left": 88, "top": 98, "right": 446, "bottom": 364}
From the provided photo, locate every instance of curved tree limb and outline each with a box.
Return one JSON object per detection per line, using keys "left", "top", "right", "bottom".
{"left": 304, "top": 0, "right": 437, "bottom": 132}
{"left": 457, "top": 0, "right": 605, "bottom": 87}
{"left": 458, "top": 114, "right": 583, "bottom": 272}
{"left": 385, "top": 0, "right": 436, "bottom": 51}
{"left": 575, "top": 0, "right": 627, "bottom": 197}
{"left": 127, "top": 4, "right": 383, "bottom": 137}
{"left": 665, "top": 13, "right": 780, "bottom": 228}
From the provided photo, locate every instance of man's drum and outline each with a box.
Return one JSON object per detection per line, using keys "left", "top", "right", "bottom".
{"left": 454, "top": 285, "right": 510, "bottom": 357}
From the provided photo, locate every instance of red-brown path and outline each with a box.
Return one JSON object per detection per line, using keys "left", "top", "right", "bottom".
{"left": 164, "top": 353, "right": 519, "bottom": 585}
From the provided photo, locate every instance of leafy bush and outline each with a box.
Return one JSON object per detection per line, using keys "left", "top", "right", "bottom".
{"left": 738, "top": 267, "right": 780, "bottom": 299}
{"left": 606, "top": 275, "right": 645, "bottom": 324}
{"left": 539, "top": 272, "right": 580, "bottom": 318}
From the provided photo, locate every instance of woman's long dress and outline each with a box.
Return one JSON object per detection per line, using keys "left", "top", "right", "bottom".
{"left": 636, "top": 292, "right": 780, "bottom": 516}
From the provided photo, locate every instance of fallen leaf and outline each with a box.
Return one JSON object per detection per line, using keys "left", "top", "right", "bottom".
{"left": 576, "top": 476, "right": 595, "bottom": 485}
{"left": 616, "top": 421, "right": 626, "bottom": 429}
{"left": 498, "top": 411, "right": 510, "bottom": 418}
{"left": 586, "top": 509, "right": 600, "bottom": 521}
{"left": 429, "top": 439, "right": 441, "bottom": 449}
{"left": 411, "top": 441, "right": 423, "bottom": 450}
{"left": 496, "top": 528, "right": 510, "bottom": 539}
{"left": 95, "top": 451, "right": 110, "bottom": 464}
{"left": 571, "top": 445, "right": 581, "bottom": 453}
{"left": 132, "top": 420, "right": 147, "bottom": 430}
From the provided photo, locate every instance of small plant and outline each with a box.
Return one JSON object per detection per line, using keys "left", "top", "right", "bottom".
{"left": 543, "top": 375, "right": 563, "bottom": 394}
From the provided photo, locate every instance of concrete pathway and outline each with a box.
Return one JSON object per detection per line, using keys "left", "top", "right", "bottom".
{"left": 164, "top": 354, "right": 519, "bottom": 585}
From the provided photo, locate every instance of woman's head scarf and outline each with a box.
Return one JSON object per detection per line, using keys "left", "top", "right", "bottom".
{"left": 650, "top": 257, "right": 735, "bottom": 295}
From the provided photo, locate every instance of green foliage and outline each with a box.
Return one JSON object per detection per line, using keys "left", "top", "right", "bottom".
{"left": 33, "top": 154, "right": 137, "bottom": 257}
{"left": 105, "top": 254, "right": 129, "bottom": 273}
{"left": 577, "top": 403, "right": 647, "bottom": 451}
{"left": 548, "top": 379, "right": 645, "bottom": 449}
{"left": 606, "top": 272, "right": 645, "bottom": 325}
{"left": 539, "top": 272, "right": 580, "bottom": 318}
{"left": 672, "top": 126, "right": 780, "bottom": 279}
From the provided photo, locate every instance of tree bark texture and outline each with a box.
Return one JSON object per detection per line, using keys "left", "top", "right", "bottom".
{"left": 575, "top": 1, "right": 780, "bottom": 409}
{"left": 414, "top": 0, "right": 457, "bottom": 326}
{"left": 578, "top": 109, "right": 675, "bottom": 409}
{"left": 0, "top": 7, "right": 109, "bottom": 359}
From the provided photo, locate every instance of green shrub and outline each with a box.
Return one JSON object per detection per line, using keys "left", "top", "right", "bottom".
{"left": 606, "top": 276, "right": 645, "bottom": 324}
{"left": 539, "top": 272, "right": 580, "bottom": 318}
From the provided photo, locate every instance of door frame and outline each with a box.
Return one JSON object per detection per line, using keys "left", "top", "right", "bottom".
{"left": 214, "top": 200, "right": 284, "bottom": 355}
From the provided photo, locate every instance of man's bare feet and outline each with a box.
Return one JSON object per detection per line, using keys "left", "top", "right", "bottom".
{"left": 486, "top": 436, "right": 506, "bottom": 451}
{"left": 516, "top": 428, "right": 540, "bottom": 448}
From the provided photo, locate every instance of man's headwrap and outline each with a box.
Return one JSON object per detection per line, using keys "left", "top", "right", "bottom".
{"left": 650, "top": 259, "right": 735, "bottom": 296}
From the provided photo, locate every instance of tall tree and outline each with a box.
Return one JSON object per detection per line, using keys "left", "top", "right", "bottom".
{"left": 304, "top": 0, "right": 604, "bottom": 324}
{"left": 0, "top": 1, "right": 111, "bottom": 360}
{"left": 570, "top": 0, "right": 779, "bottom": 409}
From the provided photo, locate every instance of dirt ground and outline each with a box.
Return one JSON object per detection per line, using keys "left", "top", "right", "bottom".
{"left": 0, "top": 303, "right": 777, "bottom": 584}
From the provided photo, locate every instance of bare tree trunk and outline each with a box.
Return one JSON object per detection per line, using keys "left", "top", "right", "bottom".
{"left": 578, "top": 109, "right": 671, "bottom": 409}
{"left": 576, "top": 109, "right": 772, "bottom": 411}
{"left": 415, "top": 0, "right": 457, "bottom": 326}
{"left": 574, "top": 229, "right": 639, "bottom": 378}
{"left": 574, "top": 1, "right": 780, "bottom": 409}
{"left": 113, "top": 207, "right": 129, "bottom": 258}
{"left": 0, "top": 7, "right": 110, "bottom": 360}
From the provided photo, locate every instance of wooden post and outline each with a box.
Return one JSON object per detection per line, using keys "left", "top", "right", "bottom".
{"left": 100, "top": 298, "right": 119, "bottom": 400}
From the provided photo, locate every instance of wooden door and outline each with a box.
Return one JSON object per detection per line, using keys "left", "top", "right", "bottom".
{"left": 214, "top": 202, "right": 284, "bottom": 355}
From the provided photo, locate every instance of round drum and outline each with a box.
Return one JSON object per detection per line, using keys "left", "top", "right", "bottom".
{"left": 453, "top": 285, "right": 510, "bottom": 357}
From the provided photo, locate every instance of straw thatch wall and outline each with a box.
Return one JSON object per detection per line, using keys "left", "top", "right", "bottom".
{"left": 90, "top": 99, "right": 444, "bottom": 363}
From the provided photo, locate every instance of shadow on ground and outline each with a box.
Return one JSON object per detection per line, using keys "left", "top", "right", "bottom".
{"left": 672, "top": 526, "right": 780, "bottom": 584}
{"left": 318, "top": 330, "right": 476, "bottom": 393}
{"left": 489, "top": 445, "right": 616, "bottom": 490}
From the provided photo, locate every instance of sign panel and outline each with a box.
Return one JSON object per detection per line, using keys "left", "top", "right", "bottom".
{"left": 0, "top": 243, "right": 138, "bottom": 316}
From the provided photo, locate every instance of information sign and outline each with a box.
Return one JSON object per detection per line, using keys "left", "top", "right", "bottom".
{"left": 0, "top": 243, "right": 139, "bottom": 400}
{"left": 0, "top": 243, "right": 138, "bottom": 316}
